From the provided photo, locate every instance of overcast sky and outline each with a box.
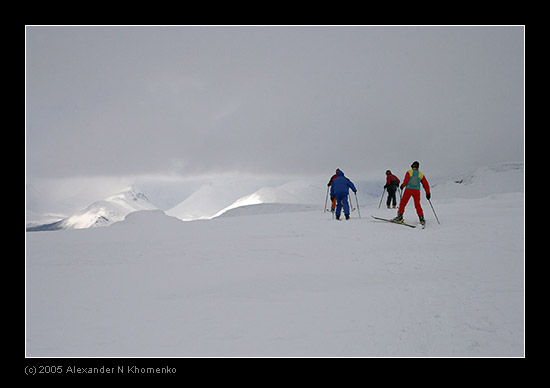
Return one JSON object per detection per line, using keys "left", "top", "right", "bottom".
{"left": 26, "top": 26, "right": 524, "bottom": 183}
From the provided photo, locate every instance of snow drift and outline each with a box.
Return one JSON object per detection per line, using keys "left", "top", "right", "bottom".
{"left": 433, "top": 162, "right": 524, "bottom": 199}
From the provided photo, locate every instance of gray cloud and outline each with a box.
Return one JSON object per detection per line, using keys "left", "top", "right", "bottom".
{"left": 26, "top": 26, "right": 524, "bottom": 181}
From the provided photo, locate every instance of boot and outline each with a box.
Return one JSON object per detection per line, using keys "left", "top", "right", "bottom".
{"left": 336, "top": 215, "right": 340, "bottom": 220}
{"left": 345, "top": 214, "right": 350, "bottom": 220}
{"left": 419, "top": 215, "right": 425, "bottom": 226}
{"left": 392, "top": 213, "right": 404, "bottom": 223}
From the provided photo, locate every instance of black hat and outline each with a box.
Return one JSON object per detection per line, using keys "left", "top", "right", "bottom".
{"left": 411, "top": 161, "right": 420, "bottom": 168}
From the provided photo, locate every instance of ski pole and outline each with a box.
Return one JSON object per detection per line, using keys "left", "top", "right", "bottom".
{"left": 324, "top": 186, "right": 329, "bottom": 212}
{"left": 355, "top": 192, "right": 361, "bottom": 219}
{"left": 377, "top": 188, "right": 386, "bottom": 209}
{"left": 428, "top": 198, "right": 440, "bottom": 225}
{"left": 348, "top": 194, "right": 355, "bottom": 212}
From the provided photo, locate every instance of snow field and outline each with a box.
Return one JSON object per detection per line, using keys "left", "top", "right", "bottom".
{"left": 26, "top": 191, "right": 523, "bottom": 357}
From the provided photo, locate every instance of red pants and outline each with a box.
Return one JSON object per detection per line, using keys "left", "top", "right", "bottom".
{"left": 398, "top": 189, "right": 424, "bottom": 216}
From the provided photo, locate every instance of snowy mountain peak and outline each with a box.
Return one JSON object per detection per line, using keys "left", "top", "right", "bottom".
{"left": 27, "top": 186, "right": 157, "bottom": 231}
{"left": 107, "top": 185, "right": 150, "bottom": 203}
{"left": 167, "top": 180, "right": 324, "bottom": 221}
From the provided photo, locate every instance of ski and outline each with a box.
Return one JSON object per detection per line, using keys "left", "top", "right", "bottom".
{"left": 371, "top": 215, "right": 416, "bottom": 228}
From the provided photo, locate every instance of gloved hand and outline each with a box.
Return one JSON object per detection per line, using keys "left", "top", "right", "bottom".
{"left": 426, "top": 193, "right": 431, "bottom": 200}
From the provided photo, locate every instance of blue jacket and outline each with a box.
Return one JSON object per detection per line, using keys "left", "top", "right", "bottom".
{"left": 330, "top": 170, "right": 357, "bottom": 197}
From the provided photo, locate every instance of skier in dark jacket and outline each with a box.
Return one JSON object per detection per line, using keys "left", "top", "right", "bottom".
{"left": 384, "top": 170, "right": 400, "bottom": 209}
{"left": 329, "top": 170, "right": 357, "bottom": 220}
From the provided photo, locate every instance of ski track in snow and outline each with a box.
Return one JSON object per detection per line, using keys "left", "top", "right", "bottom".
{"left": 26, "top": 190, "right": 524, "bottom": 357}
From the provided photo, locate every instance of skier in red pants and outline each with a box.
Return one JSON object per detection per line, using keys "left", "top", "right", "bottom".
{"left": 326, "top": 168, "right": 341, "bottom": 212}
{"left": 392, "top": 161, "right": 431, "bottom": 226}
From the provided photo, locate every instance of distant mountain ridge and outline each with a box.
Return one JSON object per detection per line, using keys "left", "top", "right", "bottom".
{"left": 27, "top": 186, "right": 157, "bottom": 231}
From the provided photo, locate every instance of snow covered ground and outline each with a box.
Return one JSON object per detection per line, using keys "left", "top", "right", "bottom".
{"left": 25, "top": 164, "right": 524, "bottom": 357}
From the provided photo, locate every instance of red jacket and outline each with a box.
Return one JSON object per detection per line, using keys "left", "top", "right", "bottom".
{"left": 385, "top": 173, "right": 400, "bottom": 188}
{"left": 327, "top": 169, "right": 341, "bottom": 187}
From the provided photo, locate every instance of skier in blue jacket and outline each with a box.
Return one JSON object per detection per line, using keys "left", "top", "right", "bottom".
{"left": 329, "top": 170, "right": 357, "bottom": 220}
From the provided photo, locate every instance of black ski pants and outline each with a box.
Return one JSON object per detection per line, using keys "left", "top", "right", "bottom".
{"left": 386, "top": 187, "right": 398, "bottom": 207}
